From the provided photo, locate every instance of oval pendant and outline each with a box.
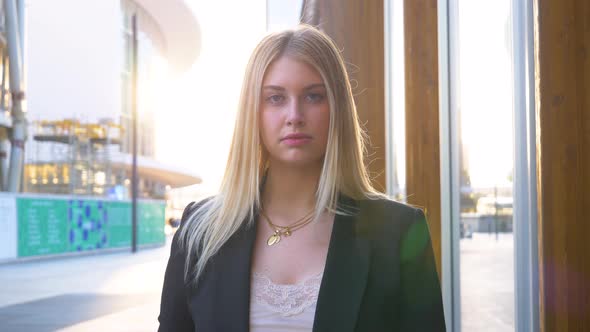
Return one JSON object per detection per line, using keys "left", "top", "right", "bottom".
{"left": 267, "top": 233, "right": 281, "bottom": 246}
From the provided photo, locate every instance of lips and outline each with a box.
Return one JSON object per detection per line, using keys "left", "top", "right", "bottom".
{"left": 281, "top": 133, "right": 312, "bottom": 141}
{"left": 280, "top": 133, "right": 312, "bottom": 146}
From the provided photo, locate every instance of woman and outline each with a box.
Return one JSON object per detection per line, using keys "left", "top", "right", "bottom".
{"left": 158, "top": 25, "right": 445, "bottom": 331}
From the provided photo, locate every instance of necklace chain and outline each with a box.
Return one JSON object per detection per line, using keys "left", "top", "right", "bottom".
{"left": 261, "top": 207, "right": 315, "bottom": 246}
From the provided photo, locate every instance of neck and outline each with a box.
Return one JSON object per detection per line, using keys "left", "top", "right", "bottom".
{"left": 261, "top": 161, "right": 322, "bottom": 218}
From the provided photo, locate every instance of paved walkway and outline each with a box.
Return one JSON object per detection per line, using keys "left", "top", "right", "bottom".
{"left": 460, "top": 232, "right": 514, "bottom": 332}
{"left": 0, "top": 236, "right": 173, "bottom": 331}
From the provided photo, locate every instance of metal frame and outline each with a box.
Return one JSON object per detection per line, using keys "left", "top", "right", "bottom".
{"left": 384, "top": 0, "right": 394, "bottom": 197}
{"left": 512, "top": 0, "right": 539, "bottom": 331}
{"left": 438, "top": 0, "right": 461, "bottom": 330}
{"left": 4, "top": 0, "right": 26, "bottom": 192}
{"left": 384, "top": 0, "right": 406, "bottom": 200}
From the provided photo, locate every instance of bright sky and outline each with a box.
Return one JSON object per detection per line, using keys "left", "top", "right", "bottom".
{"left": 152, "top": 0, "right": 515, "bottom": 191}
{"left": 457, "top": 0, "right": 514, "bottom": 188}
{"left": 153, "top": 0, "right": 267, "bottom": 189}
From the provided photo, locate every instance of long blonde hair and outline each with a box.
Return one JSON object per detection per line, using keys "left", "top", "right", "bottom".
{"left": 179, "top": 24, "right": 385, "bottom": 286}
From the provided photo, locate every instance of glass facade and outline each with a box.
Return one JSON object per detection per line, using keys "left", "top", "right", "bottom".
{"left": 386, "top": 0, "right": 526, "bottom": 330}
{"left": 120, "top": 2, "right": 166, "bottom": 159}
{"left": 452, "top": 1, "right": 515, "bottom": 330}
{"left": 20, "top": 1, "right": 172, "bottom": 200}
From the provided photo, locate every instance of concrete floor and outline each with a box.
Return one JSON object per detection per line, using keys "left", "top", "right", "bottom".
{"left": 460, "top": 232, "right": 514, "bottom": 332}
{"left": 0, "top": 232, "right": 515, "bottom": 332}
{"left": 0, "top": 237, "right": 171, "bottom": 332}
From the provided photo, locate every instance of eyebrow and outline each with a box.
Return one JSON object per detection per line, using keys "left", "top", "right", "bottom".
{"left": 262, "top": 83, "right": 326, "bottom": 91}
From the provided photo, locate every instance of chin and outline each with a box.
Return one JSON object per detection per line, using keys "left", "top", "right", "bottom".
{"left": 274, "top": 156, "right": 325, "bottom": 168}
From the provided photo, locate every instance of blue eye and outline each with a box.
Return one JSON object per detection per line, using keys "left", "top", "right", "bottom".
{"left": 305, "top": 93, "right": 325, "bottom": 103}
{"left": 266, "top": 94, "right": 285, "bottom": 105}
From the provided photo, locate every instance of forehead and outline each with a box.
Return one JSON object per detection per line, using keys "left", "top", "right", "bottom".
{"left": 262, "top": 56, "right": 324, "bottom": 87}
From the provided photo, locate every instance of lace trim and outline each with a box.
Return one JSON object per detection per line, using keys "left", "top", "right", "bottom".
{"left": 250, "top": 271, "right": 323, "bottom": 317}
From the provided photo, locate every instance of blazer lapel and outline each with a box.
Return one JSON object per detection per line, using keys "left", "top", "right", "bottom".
{"left": 313, "top": 197, "right": 371, "bottom": 332}
{"left": 189, "top": 216, "right": 258, "bottom": 332}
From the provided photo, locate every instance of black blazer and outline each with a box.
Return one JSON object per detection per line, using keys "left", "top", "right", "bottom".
{"left": 158, "top": 195, "right": 446, "bottom": 331}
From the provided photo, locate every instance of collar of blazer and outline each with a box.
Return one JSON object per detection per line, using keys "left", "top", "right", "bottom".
{"left": 187, "top": 194, "right": 371, "bottom": 332}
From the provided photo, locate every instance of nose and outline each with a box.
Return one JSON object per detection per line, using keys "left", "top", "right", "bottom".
{"left": 286, "top": 99, "right": 305, "bottom": 127}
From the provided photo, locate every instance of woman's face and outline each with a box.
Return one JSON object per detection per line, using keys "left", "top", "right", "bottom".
{"left": 259, "top": 56, "right": 330, "bottom": 168}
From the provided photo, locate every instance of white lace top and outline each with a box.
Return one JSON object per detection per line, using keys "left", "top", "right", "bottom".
{"left": 249, "top": 271, "right": 324, "bottom": 331}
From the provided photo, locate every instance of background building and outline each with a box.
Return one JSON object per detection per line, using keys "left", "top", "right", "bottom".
{"left": 19, "top": 0, "right": 202, "bottom": 199}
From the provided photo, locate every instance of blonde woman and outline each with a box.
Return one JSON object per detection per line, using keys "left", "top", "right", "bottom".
{"left": 158, "top": 25, "right": 445, "bottom": 332}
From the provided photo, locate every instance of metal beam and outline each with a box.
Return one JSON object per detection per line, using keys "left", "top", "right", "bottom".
{"left": 131, "top": 13, "right": 138, "bottom": 253}
{"left": 512, "top": 0, "right": 539, "bottom": 331}
{"left": 4, "top": 0, "right": 27, "bottom": 193}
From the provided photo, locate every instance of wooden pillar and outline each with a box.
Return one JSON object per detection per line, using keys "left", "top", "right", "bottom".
{"left": 302, "top": 0, "right": 386, "bottom": 192}
{"left": 302, "top": 0, "right": 442, "bottom": 275}
{"left": 534, "top": 0, "right": 590, "bottom": 330}
{"left": 404, "top": 0, "right": 441, "bottom": 276}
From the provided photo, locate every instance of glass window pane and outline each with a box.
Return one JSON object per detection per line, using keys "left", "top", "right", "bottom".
{"left": 386, "top": 0, "right": 406, "bottom": 201}
{"left": 454, "top": 1, "right": 515, "bottom": 330}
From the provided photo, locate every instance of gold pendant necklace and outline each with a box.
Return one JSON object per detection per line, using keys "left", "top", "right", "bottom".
{"left": 267, "top": 230, "right": 282, "bottom": 246}
{"left": 261, "top": 208, "right": 315, "bottom": 246}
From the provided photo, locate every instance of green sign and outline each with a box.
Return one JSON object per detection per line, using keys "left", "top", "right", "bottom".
{"left": 17, "top": 198, "right": 68, "bottom": 257}
{"left": 103, "top": 201, "right": 167, "bottom": 247}
{"left": 67, "top": 199, "right": 109, "bottom": 252}
{"left": 138, "top": 202, "right": 166, "bottom": 245}
{"left": 17, "top": 197, "right": 166, "bottom": 257}
{"left": 105, "top": 201, "right": 132, "bottom": 248}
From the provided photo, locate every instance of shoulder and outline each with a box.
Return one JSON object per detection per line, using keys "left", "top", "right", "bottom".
{"left": 178, "top": 196, "right": 216, "bottom": 228}
{"left": 353, "top": 198, "right": 433, "bottom": 262}
{"left": 358, "top": 197, "right": 423, "bottom": 222}
{"left": 359, "top": 197, "right": 418, "bottom": 213}
{"left": 173, "top": 196, "right": 216, "bottom": 250}
{"left": 354, "top": 197, "right": 426, "bottom": 234}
